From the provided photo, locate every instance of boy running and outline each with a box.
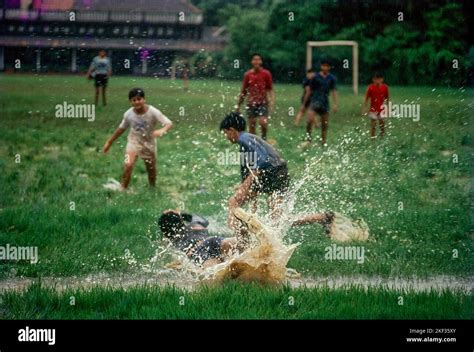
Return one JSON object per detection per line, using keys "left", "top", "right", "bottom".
{"left": 294, "top": 68, "right": 316, "bottom": 126}
{"left": 102, "top": 88, "right": 173, "bottom": 190}
{"left": 220, "top": 112, "right": 333, "bottom": 233}
{"left": 362, "top": 72, "right": 389, "bottom": 138}
{"left": 303, "top": 59, "right": 338, "bottom": 146}
{"left": 220, "top": 112, "right": 288, "bottom": 229}
{"left": 236, "top": 53, "right": 274, "bottom": 140}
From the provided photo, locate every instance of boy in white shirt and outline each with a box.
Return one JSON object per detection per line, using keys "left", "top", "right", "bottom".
{"left": 103, "top": 88, "right": 173, "bottom": 189}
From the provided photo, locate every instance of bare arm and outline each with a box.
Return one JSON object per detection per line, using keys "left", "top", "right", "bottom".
{"left": 236, "top": 78, "right": 248, "bottom": 112}
{"left": 103, "top": 127, "right": 126, "bottom": 153}
{"left": 228, "top": 173, "right": 255, "bottom": 230}
{"left": 267, "top": 89, "right": 275, "bottom": 114}
{"left": 152, "top": 122, "right": 173, "bottom": 138}
{"left": 303, "top": 85, "right": 312, "bottom": 107}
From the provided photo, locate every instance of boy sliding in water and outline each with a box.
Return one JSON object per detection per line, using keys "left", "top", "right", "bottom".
{"left": 362, "top": 72, "right": 389, "bottom": 138}
{"left": 159, "top": 208, "right": 334, "bottom": 268}
{"left": 103, "top": 88, "right": 173, "bottom": 189}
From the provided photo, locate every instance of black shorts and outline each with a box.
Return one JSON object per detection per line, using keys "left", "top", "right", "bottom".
{"left": 251, "top": 163, "right": 290, "bottom": 195}
{"left": 309, "top": 100, "right": 329, "bottom": 114}
{"left": 190, "top": 237, "right": 223, "bottom": 264}
{"left": 94, "top": 74, "right": 108, "bottom": 87}
{"left": 247, "top": 104, "right": 268, "bottom": 118}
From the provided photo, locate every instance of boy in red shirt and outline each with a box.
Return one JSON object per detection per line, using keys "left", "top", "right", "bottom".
{"left": 236, "top": 53, "right": 274, "bottom": 140}
{"left": 363, "top": 72, "right": 389, "bottom": 138}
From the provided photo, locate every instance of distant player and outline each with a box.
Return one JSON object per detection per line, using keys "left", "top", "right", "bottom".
{"left": 303, "top": 59, "right": 338, "bottom": 146}
{"left": 87, "top": 49, "right": 111, "bottom": 106}
{"left": 362, "top": 72, "right": 389, "bottom": 138}
{"left": 294, "top": 68, "right": 316, "bottom": 126}
{"left": 236, "top": 53, "right": 274, "bottom": 140}
{"left": 102, "top": 88, "right": 173, "bottom": 190}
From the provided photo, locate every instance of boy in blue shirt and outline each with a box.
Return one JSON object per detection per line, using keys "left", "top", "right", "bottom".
{"left": 303, "top": 59, "right": 338, "bottom": 146}
{"left": 220, "top": 112, "right": 334, "bottom": 233}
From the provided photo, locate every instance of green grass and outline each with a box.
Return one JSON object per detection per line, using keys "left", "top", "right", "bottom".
{"left": 1, "top": 282, "right": 471, "bottom": 319}
{"left": 0, "top": 74, "right": 472, "bottom": 279}
{"left": 0, "top": 74, "right": 472, "bottom": 319}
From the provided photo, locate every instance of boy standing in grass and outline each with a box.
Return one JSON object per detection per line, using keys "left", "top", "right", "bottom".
{"left": 103, "top": 88, "right": 173, "bottom": 190}
{"left": 236, "top": 53, "right": 274, "bottom": 140}
{"left": 87, "top": 49, "right": 112, "bottom": 106}
{"left": 294, "top": 68, "right": 316, "bottom": 126}
{"left": 362, "top": 72, "right": 389, "bottom": 138}
{"left": 303, "top": 59, "right": 338, "bottom": 146}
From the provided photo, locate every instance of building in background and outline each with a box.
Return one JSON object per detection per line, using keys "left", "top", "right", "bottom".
{"left": 0, "top": 0, "right": 227, "bottom": 76}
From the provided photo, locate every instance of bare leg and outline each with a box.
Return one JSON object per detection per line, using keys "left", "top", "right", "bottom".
{"left": 228, "top": 175, "right": 257, "bottom": 230}
{"left": 94, "top": 87, "right": 99, "bottom": 106}
{"left": 121, "top": 151, "right": 137, "bottom": 189}
{"left": 248, "top": 116, "right": 257, "bottom": 135}
{"left": 202, "top": 258, "right": 222, "bottom": 268}
{"left": 306, "top": 109, "right": 316, "bottom": 141}
{"left": 259, "top": 116, "right": 268, "bottom": 140}
{"left": 321, "top": 112, "right": 329, "bottom": 145}
{"left": 268, "top": 192, "right": 284, "bottom": 220}
{"left": 370, "top": 119, "right": 376, "bottom": 138}
{"left": 379, "top": 118, "right": 385, "bottom": 137}
{"left": 143, "top": 154, "right": 156, "bottom": 187}
{"left": 294, "top": 106, "right": 305, "bottom": 126}
{"left": 291, "top": 212, "right": 331, "bottom": 226}
{"left": 102, "top": 86, "right": 107, "bottom": 106}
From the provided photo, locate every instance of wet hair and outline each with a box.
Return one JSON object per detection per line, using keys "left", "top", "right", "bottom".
{"left": 158, "top": 212, "right": 186, "bottom": 239}
{"left": 220, "top": 112, "right": 246, "bottom": 132}
{"left": 373, "top": 72, "right": 384, "bottom": 79}
{"left": 251, "top": 53, "right": 263, "bottom": 61}
{"left": 128, "top": 87, "right": 145, "bottom": 100}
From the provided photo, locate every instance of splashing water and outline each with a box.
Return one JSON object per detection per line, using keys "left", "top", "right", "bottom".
{"left": 203, "top": 208, "right": 299, "bottom": 285}
{"left": 157, "top": 150, "right": 371, "bottom": 285}
{"left": 328, "top": 212, "right": 370, "bottom": 242}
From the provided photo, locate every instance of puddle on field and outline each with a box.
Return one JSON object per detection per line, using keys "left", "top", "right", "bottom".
{"left": 0, "top": 272, "right": 472, "bottom": 294}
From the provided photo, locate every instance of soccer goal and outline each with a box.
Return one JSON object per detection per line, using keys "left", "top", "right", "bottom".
{"left": 306, "top": 40, "right": 359, "bottom": 95}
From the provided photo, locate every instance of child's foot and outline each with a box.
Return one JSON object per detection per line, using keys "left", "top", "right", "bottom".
{"left": 322, "top": 211, "right": 335, "bottom": 235}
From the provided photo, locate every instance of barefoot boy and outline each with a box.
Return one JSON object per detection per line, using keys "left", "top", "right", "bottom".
{"left": 236, "top": 53, "right": 274, "bottom": 140}
{"left": 103, "top": 88, "right": 173, "bottom": 189}
{"left": 363, "top": 72, "right": 389, "bottom": 138}
{"left": 303, "top": 59, "right": 338, "bottom": 146}
{"left": 294, "top": 68, "right": 315, "bottom": 126}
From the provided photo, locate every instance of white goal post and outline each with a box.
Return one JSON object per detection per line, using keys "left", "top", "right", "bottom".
{"left": 306, "top": 40, "right": 359, "bottom": 95}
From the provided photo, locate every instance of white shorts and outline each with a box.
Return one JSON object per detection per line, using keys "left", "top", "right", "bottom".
{"left": 369, "top": 112, "right": 384, "bottom": 120}
{"left": 126, "top": 142, "right": 156, "bottom": 159}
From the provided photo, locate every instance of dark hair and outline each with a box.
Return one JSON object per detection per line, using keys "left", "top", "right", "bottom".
{"left": 373, "top": 72, "right": 384, "bottom": 79}
{"left": 320, "top": 59, "right": 331, "bottom": 66}
{"left": 128, "top": 87, "right": 145, "bottom": 100}
{"left": 251, "top": 53, "right": 263, "bottom": 61}
{"left": 220, "top": 112, "right": 246, "bottom": 132}
{"left": 158, "top": 212, "right": 186, "bottom": 239}
{"left": 307, "top": 68, "right": 315, "bottom": 73}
